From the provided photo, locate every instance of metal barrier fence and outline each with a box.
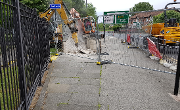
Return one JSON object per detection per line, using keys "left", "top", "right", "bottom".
{"left": 97, "top": 5, "right": 180, "bottom": 95}
{"left": 0, "top": 0, "right": 49, "bottom": 110}
{"left": 50, "top": 15, "right": 98, "bottom": 62}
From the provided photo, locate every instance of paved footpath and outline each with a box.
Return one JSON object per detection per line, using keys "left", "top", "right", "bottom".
{"left": 35, "top": 54, "right": 101, "bottom": 110}
{"left": 34, "top": 39, "right": 180, "bottom": 110}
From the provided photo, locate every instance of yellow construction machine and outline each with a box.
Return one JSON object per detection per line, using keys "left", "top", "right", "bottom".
{"left": 142, "top": 1, "right": 180, "bottom": 45}
{"left": 142, "top": 20, "right": 180, "bottom": 44}
{"left": 39, "top": 0, "right": 78, "bottom": 46}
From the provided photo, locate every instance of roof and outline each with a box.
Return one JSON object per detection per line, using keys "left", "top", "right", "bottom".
{"left": 129, "top": 11, "right": 164, "bottom": 20}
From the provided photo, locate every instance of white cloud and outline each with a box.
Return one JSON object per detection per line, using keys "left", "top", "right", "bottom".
{"left": 86, "top": 0, "right": 180, "bottom": 16}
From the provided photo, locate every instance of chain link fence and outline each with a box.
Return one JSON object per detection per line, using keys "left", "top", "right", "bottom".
{"left": 50, "top": 15, "right": 98, "bottom": 61}
{"left": 99, "top": 9, "right": 180, "bottom": 73}
{"left": 97, "top": 5, "right": 180, "bottom": 95}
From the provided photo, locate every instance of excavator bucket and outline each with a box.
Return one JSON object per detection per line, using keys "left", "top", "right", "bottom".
{"left": 72, "top": 32, "right": 78, "bottom": 47}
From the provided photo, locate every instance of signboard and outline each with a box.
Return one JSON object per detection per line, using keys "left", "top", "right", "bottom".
{"left": 116, "top": 14, "right": 129, "bottom": 24}
{"left": 50, "top": 4, "right": 61, "bottom": 9}
{"left": 103, "top": 11, "right": 129, "bottom": 24}
{"left": 104, "top": 15, "right": 114, "bottom": 24}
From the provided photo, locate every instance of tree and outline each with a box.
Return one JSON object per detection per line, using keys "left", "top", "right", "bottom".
{"left": 62, "top": 0, "right": 73, "bottom": 10}
{"left": 86, "top": 3, "right": 97, "bottom": 20}
{"left": 113, "top": 24, "right": 122, "bottom": 32}
{"left": 153, "top": 10, "right": 180, "bottom": 23}
{"left": 63, "top": 0, "right": 86, "bottom": 16}
{"left": 72, "top": 0, "right": 85, "bottom": 13}
{"left": 61, "top": 0, "right": 97, "bottom": 19}
{"left": 71, "top": 0, "right": 97, "bottom": 19}
{"left": 20, "top": 0, "right": 97, "bottom": 20}
{"left": 130, "top": 2, "right": 153, "bottom": 14}
{"left": 20, "top": 0, "right": 50, "bottom": 13}
{"left": 97, "top": 23, "right": 104, "bottom": 30}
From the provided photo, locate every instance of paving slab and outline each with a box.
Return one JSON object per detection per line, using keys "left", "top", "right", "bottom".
{"left": 36, "top": 54, "right": 101, "bottom": 110}
{"left": 68, "top": 93, "right": 99, "bottom": 106}
{"left": 56, "top": 104, "right": 98, "bottom": 110}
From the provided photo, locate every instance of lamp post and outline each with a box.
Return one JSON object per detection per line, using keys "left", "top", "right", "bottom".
{"left": 86, "top": 0, "right": 87, "bottom": 8}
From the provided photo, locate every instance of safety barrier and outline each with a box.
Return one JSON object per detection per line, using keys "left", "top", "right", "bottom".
{"left": 49, "top": 14, "right": 98, "bottom": 63}
{"left": 96, "top": 5, "right": 180, "bottom": 95}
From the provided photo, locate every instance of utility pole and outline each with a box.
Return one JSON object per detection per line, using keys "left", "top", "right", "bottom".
{"left": 86, "top": 0, "right": 87, "bottom": 8}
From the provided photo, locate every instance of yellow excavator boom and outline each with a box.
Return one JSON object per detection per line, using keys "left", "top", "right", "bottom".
{"left": 39, "top": 0, "right": 78, "bottom": 45}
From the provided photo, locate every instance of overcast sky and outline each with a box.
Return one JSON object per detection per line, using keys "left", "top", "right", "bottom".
{"left": 86, "top": 0, "right": 180, "bottom": 22}
{"left": 86, "top": 0, "right": 180, "bottom": 15}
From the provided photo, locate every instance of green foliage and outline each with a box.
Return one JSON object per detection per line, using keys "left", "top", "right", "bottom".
{"left": 0, "top": 1, "right": 13, "bottom": 28}
{"left": 98, "top": 23, "right": 122, "bottom": 32}
{"left": 113, "top": 24, "right": 122, "bottom": 31}
{"left": 20, "top": 0, "right": 50, "bottom": 13}
{"left": 105, "top": 24, "right": 110, "bottom": 29}
{"left": 0, "top": 66, "right": 19, "bottom": 110}
{"left": 86, "top": 3, "right": 97, "bottom": 19}
{"left": 72, "top": 0, "right": 85, "bottom": 13}
{"left": 61, "top": 0, "right": 97, "bottom": 19}
{"left": 153, "top": 10, "right": 180, "bottom": 23}
{"left": 50, "top": 48, "right": 57, "bottom": 55}
{"left": 20, "top": 0, "right": 97, "bottom": 20}
{"left": 61, "top": 0, "right": 73, "bottom": 10}
{"left": 98, "top": 23, "right": 104, "bottom": 30}
{"left": 98, "top": 23, "right": 114, "bottom": 31}
{"left": 130, "top": 2, "right": 153, "bottom": 15}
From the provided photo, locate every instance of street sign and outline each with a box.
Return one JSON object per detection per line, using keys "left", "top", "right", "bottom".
{"left": 116, "top": 14, "right": 129, "bottom": 24}
{"left": 104, "top": 15, "right": 114, "bottom": 24}
{"left": 103, "top": 11, "right": 129, "bottom": 24}
{"left": 50, "top": 4, "right": 61, "bottom": 9}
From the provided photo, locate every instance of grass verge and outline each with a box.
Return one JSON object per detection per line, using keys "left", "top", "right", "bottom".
{"left": 50, "top": 48, "right": 57, "bottom": 56}
{"left": 0, "top": 66, "right": 20, "bottom": 110}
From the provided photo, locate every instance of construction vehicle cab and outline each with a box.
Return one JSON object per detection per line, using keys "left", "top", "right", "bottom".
{"left": 82, "top": 16, "right": 96, "bottom": 34}
{"left": 168, "top": 18, "right": 177, "bottom": 27}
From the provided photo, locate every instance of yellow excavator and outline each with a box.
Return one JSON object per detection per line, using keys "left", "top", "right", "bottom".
{"left": 39, "top": 0, "right": 78, "bottom": 46}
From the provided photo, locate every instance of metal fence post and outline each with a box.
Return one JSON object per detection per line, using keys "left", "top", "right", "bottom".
{"left": 15, "top": 0, "right": 27, "bottom": 109}
{"left": 174, "top": 42, "right": 180, "bottom": 95}
{"left": 96, "top": 16, "right": 101, "bottom": 63}
{"left": 35, "top": 9, "right": 43, "bottom": 87}
{"left": 104, "top": 24, "right": 105, "bottom": 43}
{"left": 0, "top": 97, "right": 1, "bottom": 110}
{"left": 162, "top": 39, "right": 166, "bottom": 59}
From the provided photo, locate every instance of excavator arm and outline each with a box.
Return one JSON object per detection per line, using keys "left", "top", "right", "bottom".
{"left": 39, "top": 0, "right": 78, "bottom": 46}
{"left": 39, "top": 8, "right": 55, "bottom": 21}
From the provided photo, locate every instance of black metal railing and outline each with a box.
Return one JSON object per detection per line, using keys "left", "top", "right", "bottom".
{"left": 0, "top": 0, "right": 50, "bottom": 110}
